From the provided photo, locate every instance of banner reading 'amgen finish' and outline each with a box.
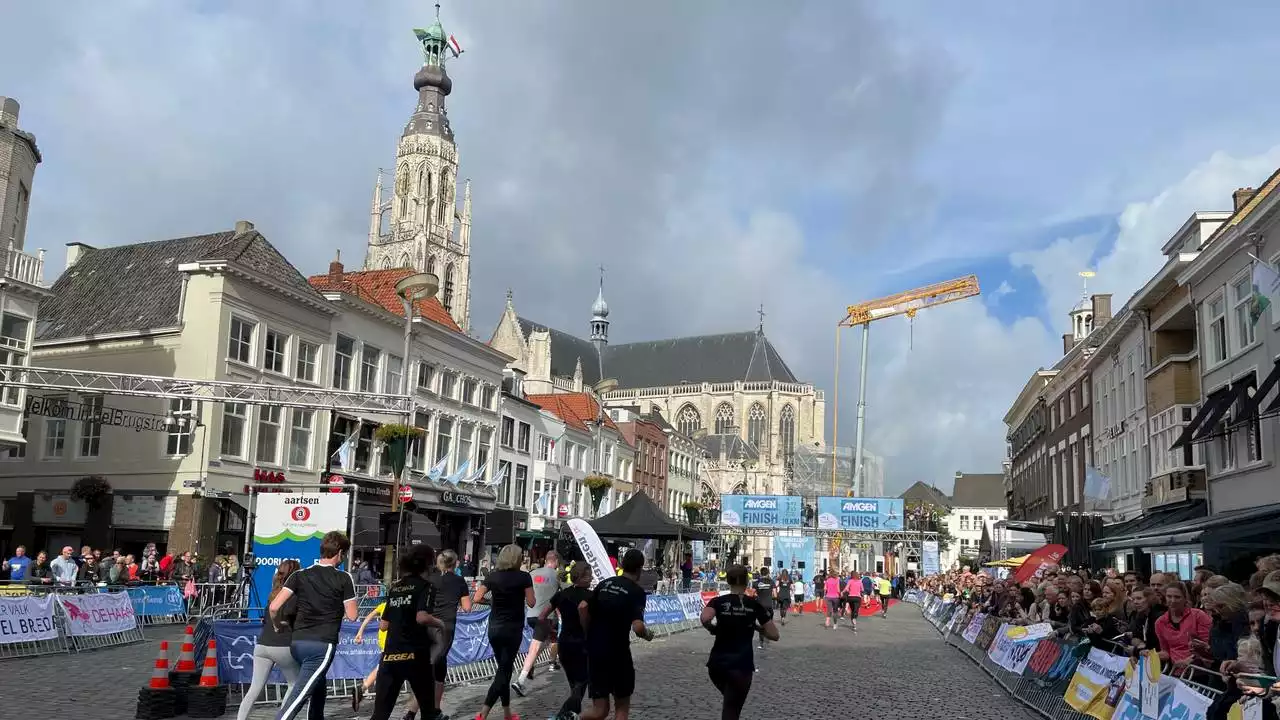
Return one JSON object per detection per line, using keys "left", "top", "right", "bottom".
{"left": 251, "top": 492, "right": 352, "bottom": 616}
{"left": 816, "top": 497, "right": 903, "bottom": 530}
{"left": 719, "top": 495, "right": 803, "bottom": 528}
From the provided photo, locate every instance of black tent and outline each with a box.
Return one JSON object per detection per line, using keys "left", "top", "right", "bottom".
{"left": 589, "top": 492, "right": 711, "bottom": 541}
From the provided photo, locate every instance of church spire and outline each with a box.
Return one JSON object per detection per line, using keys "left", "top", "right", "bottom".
{"left": 745, "top": 304, "right": 775, "bottom": 382}
{"left": 407, "top": 4, "right": 455, "bottom": 141}
{"left": 590, "top": 266, "right": 610, "bottom": 383}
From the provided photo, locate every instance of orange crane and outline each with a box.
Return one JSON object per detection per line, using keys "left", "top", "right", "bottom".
{"left": 832, "top": 275, "right": 981, "bottom": 495}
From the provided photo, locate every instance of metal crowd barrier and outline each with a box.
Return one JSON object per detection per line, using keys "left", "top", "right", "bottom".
{"left": 907, "top": 592, "right": 1228, "bottom": 719}
{"left": 0, "top": 589, "right": 147, "bottom": 660}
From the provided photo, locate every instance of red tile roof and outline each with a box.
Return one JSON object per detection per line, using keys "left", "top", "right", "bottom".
{"left": 307, "top": 265, "right": 461, "bottom": 333}
{"left": 526, "top": 392, "right": 627, "bottom": 441}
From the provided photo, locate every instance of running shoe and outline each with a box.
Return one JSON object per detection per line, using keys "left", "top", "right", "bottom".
{"left": 511, "top": 679, "right": 527, "bottom": 697}
{"left": 551, "top": 660, "right": 561, "bottom": 671}
{"left": 351, "top": 685, "right": 366, "bottom": 712}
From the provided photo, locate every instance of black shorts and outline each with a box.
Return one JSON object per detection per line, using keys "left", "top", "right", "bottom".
{"left": 777, "top": 597, "right": 791, "bottom": 608}
{"left": 849, "top": 596, "right": 861, "bottom": 614}
{"left": 588, "top": 651, "right": 634, "bottom": 699}
{"left": 528, "top": 616, "right": 556, "bottom": 643}
{"left": 559, "top": 641, "right": 588, "bottom": 685}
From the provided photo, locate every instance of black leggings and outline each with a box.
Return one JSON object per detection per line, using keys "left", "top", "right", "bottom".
{"left": 557, "top": 643, "right": 588, "bottom": 717}
{"left": 484, "top": 631, "right": 523, "bottom": 708}
{"left": 369, "top": 656, "right": 434, "bottom": 720}
{"left": 708, "top": 666, "right": 753, "bottom": 720}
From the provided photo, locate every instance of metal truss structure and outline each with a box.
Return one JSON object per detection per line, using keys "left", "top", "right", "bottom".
{"left": 0, "top": 365, "right": 412, "bottom": 416}
{"left": 707, "top": 524, "right": 939, "bottom": 544}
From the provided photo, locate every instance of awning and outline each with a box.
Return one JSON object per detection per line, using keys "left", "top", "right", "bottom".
{"left": 1090, "top": 501, "right": 1280, "bottom": 552}
{"left": 1240, "top": 358, "right": 1280, "bottom": 421}
{"left": 984, "top": 555, "right": 1029, "bottom": 568}
{"left": 1171, "top": 378, "right": 1252, "bottom": 450}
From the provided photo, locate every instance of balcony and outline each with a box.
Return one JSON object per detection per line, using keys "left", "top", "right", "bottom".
{"left": 1145, "top": 353, "right": 1199, "bottom": 412}
{"left": 2, "top": 242, "right": 44, "bottom": 287}
{"left": 1143, "top": 468, "right": 1206, "bottom": 510}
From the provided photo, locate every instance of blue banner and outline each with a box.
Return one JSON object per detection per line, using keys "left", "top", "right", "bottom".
{"left": 771, "top": 536, "right": 815, "bottom": 573}
{"left": 718, "top": 495, "right": 803, "bottom": 528}
{"left": 127, "top": 585, "right": 185, "bottom": 616}
{"left": 642, "top": 594, "right": 684, "bottom": 626}
{"left": 816, "top": 497, "right": 903, "bottom": 531}
{"left": 249, "top": 492, "right": 351, "bottom": 619}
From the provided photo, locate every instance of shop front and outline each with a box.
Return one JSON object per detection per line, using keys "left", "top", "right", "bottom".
{"left": 1091, "top": 501, "right": 1280, "bottom": 580}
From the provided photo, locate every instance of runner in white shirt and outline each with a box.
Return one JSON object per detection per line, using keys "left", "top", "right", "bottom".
{"left": 793, "top": 579, "right": 806, "bottom": 616}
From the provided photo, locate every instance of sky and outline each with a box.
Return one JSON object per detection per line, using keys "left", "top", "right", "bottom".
{"left": 5, "top": 1, "right": 1280, "bottom": 495}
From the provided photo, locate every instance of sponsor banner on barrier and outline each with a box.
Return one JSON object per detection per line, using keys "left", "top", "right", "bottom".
{"left": 57, "top": 592, "right": 137, "bottom": 637}
{"left": 1162, "top": 681, "right": 1211, "bottom": 720}
{"left": 961, "top": 612, "right": 986, "bottom": 644}
{"left": 1063, "top": 648, "right": 1129, "bottom": 720}
{"left": 250, "top": 492, "right": 351, "bottom": 620}
{"left": 1024, "top": 638, "right": 1079, "bottom": 682}
{"left": 719, "top": 495, "right": 804, "bottom": 528}
{"left": 126, "top": 585, "right": 185, "bottom": 617}
{"left": 815, "top": 497, "right": 903, "bottom": 531}
{"left": 643, "top": 594, "right": 685, "bottom": 626}
{"left": 974, "top": 614, "right": 1002, "bottom": 650}
{"left": 677, "top": 593, "right": 706, "bottom": 621}
{"left": 987, "top": 623, "right": 1044, "bottom": 674}
{"left": 0, "top": 594, "right": 58, "bottom": 644}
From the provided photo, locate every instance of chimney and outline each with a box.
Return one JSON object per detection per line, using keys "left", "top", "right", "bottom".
{"left": 1091, "top": 293, "right": 1112, "bottom": 324}
{"left": 234, "top": 220, "right": 254, "bottom": 234}
{"left": 328, "top": 249, "right": 344, "bottom": 284}
{"left": 65, "top": 241, "right": 95, "bottom": 270}
{"left": 1063, "top": 333, "right": 1074, "bottom": 355}
{"left": 0, "top": 97, "right": 18, "bottom": 128}
{"left": 1233, "top": 187, "right": 1257, "bottom": 212}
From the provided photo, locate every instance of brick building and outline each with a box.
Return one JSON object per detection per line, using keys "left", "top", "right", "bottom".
{"left": 617, "top": 416, "right": 668, "bottom": 503}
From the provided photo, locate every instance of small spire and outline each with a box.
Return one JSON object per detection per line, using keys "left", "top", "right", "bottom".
{"left": 757, "top": 304, "right": 766, "bottom": 333}
{"left": 505, "top": 288, "right": 513, "bottom": 308}
{"left": 435, "top": 2, "right": 441, "bottom": 19}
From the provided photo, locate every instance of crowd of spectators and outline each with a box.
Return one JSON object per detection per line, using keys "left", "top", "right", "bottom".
{"left": 3, "top": 542, "right": 245, "bottom": 588}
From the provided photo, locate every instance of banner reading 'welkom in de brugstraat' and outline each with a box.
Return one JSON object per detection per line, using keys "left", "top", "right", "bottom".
{"left": 251, "top": 492, "right": 352, "bottom": 616}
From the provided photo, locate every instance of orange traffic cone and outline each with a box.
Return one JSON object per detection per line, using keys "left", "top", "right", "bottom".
{"left": 197, "top": 640, "right": 218, "bottom": 687}
{"left": 174, "top": 625, "right": 197, "bottom": 672}
{"left": 150, "top": 640, "right": 172, "bottom": 689}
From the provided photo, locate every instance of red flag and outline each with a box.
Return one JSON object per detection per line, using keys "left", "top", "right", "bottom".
{"left": 448, "top": 34, "right": 463, "bottom": 57}
{"left": 1010, "top": 543, "right": 1067, "bottom": 585}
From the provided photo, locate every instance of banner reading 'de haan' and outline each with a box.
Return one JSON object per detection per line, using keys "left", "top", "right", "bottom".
{"left": 0, "top": 594, "right": 58, "bottom": 644}
{"left": 57, "top": 592, "right": 137, "bottom": 636}
{"left": 251, "top": 492, "right": 351, "bottom": 617}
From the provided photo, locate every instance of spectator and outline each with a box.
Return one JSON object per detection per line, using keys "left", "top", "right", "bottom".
{"left": 6, "top": 545, "right": 31, "bottom": 581}
{"left": 123, "top": 554, "right": 140, "bottom": 584}
{"left": 1201, "top": 583, "right": 1251, "bottom": 673}
{"left": 159, "top": 550, "right": 175, "bottom": 580}
{"left": 78, "top": 553, "right": 101, "bottom": 585}
{"left": 1126, "top": 586, "right": 1162, "bottom": 654}
{"left": 29, "top": 550, "right": 53, "bottom": 585}
{"left": 1155, "top": 581, "right": 1211, "bottom": 669}
{"left": 171, "top": 551, "right": 194, "bottom": 585}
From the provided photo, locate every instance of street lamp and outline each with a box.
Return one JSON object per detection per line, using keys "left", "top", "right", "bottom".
{"left": 384, "top": 272, "right": 438, "bottom": 581}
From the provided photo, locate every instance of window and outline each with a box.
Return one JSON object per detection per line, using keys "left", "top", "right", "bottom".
{"left": 499, "top": 418, "right": 515, "bottom": 450}
{"left": 1082, "top": 380, "right": 1090, "bottom": 406}
{"left": 385, "top": 355, "right": 403, "bottom": 395}
{"left": 677, "top": 405, "right": 701, "bottom": 437}
{"left": 78, "top": 395, "right": 103, "bottom": 458}
{"left": 2, "top": 417, "right": 27, "bottom": 459}
{"left": 714, "top": 403, "right": 735, "bottom": 434}
{"left": 228, "top": 316, "right": 255, "bottom": 363}
{"left": 439, "top": 371, "right": 456, "bottom": 398}
{"left": 538, "top": 435, "right": 552, "bottom": 461}
{"left": 481, "top": 386, "right": 495, "bottom": 410}
{"left": 747, "top": 403, "right": 766, "bottom": 448}
{"left": 457, "top": 422, "right": 474, "bottom": 469}
{"left": 959, "top": 514, "right": 970, "bottom": 531}
{"left": 360, "top": 345, "right": 381, "bottom": 392}
{"left": 1068, "top": 388, "right": 1077, "bottom": 417}
{"left": 1231, "top": 273, "right": 1255, "bottom": 352}
{"left": 355, "top": 422, "right": 374, "bottom": 474}
{"left": 603, "top": 443, "right": 614, "bottom": 475}
{"left": 255, "top": 406, "right": 283, "bottom": 464}
{"left": 166, "top": 398, "right": 194, "bottom": 456}
{"left": 295, "top": 340, "right": 319, "bottom": 382}
{"left": 435, "top": 418, "right": 454, "bottom": 470}
{"left": 264, "top": 330, "right": 287, "bottom": 373}
{"left": 517, "top": 422, "right": 531, "bottom": 453}
{"left": 461, "top": 379, "right": 477, "bottom": 405}
{"left": 1206, "top": 293, "right": 1228, "bottom": 365}
{"left": 443, "top": 264, "right": 455, "bottom": 313}
{"left": 1212, "top": 406, "right": 1235, "bottom": 474}
{"left": 1127, "top": 355, "right": 1136, "bottom": 410}
{"left": 477, "top": 428, "right": 492, "bottom": 475}
{"left": 220, "top": 402, "right": 248, "bottom": 459}
{"left": 437, "top": 171, "right": 450, "bottom": 225}
{"left": 0, "top": 314, "right": 29, "bottom": 405}
{"left": 499, "top": 461, "right": 513, "bottom": 506}
{"left": 778, "top": 405, "right": 796, "bottom": 455}
{"left": 417, "top": 363, "right": 435, "bottom": 390}
{"left": 289, "top": 409, "right": 314, "bottom": 467}
{"left": 42, "top": 396, "right": 67, "bottom": 458}
{"left": 1241, "top": 373, "right": 1264, "bottom": 464}
{"left": 333, "top": 335, "right": 356, "bottom": 390}
{"left": 411, "top": 411, "right": 430, "bottom": 469}
{"left": 514, "top": 464, "right": 529, "bottom": 508}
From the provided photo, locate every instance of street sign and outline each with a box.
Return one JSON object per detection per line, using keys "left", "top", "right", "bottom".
{"left": 399, "top": 484, "right": 414, "bottom": 502}
{"left": 182, "top": 479, "right": 203, "bottom": 489}
{"left": 328, "top": 474, "right": 345, "bottom": 493}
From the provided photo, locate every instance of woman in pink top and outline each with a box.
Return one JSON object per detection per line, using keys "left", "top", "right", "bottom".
{"left": 1153, "top": 581, "right": 1211, "bottom": 669}
{"left": 823, "top": 574, "right": 842, "bottom": 629}
{"left": 843, "top": 576, "right": 862, "bottom": 631}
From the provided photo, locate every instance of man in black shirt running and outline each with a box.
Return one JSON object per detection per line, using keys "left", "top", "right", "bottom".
{"left": 751, "top": 567, "right": 775, "bottom": 651}
{"left": 268, "top": 531, "right": 358, "bottom": 720}
{"left": 579, "top": 549, "right": 654, "bottom": 720}
{"left": 369, "top": 545, "right": 447, "bottom": 720}
{"left": 539, "top": 562, "right": 592, "bottom": 720}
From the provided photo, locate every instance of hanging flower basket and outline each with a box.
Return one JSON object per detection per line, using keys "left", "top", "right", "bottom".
{"left": 584, "top": 475, "right": 612, "bottom": 512}
{"left": 681, "top": 500, "right": 706, "bottom": 525}
{"left": 374, "top": 424, "right": 426, "bottom": 478}
{"left": 71, "top": 475, "right": 112, "bottom": 509}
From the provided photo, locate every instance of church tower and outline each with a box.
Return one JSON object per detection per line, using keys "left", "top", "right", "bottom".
{"left": 589, "top": 268, "right": 609, "bottom": 383}
{"left": 365, "top": 5, "right": 473, "bottom": 332}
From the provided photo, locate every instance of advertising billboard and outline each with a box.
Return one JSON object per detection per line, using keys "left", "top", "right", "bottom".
{"left": 816, "top": 497, "right": 903, "bottom": 531}
{"left": 772, "top": 535, "right": 817, "bottom": 573}
{"left": 718, "top": 494, "right": 803, "bottom": 528}
{"left": 250, "top": 492, "right": 352, "bottom": 616}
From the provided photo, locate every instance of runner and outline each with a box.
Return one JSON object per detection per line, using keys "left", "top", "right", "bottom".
{"left": 579, "top": 548, "right": 655, "bottom": 720}
{"left": 352, "top": 602, "right": 389, "bottom": 711}
{"left": 235, "top": 559, "right": 301, "bottom": 720}
{"left": 843, "top": 572, "right": 861, "bottom": 632}
{"left": 423, "top": 549, "right": 472, "bottom": 720}
{"left": 774, "top": 570, "right": 792, "bottom": 626}
{"left": 751, "top": 567, "right": 775, "bottom": 650}
{"left": 537, "top": 562, "right": 592, "bottom": 720}
{"left": 792, "top": 575, "right": 805, "bottom": 616}
{"left": 860, "top": 572, "right": 873, "bottom": 607}
{"left": 877, "top": 573, "right": 892, "bottom": 617}
{"left": 512, "top": 550, "right": 561, "bottom": 697}
{"left": 469, "top": 544, "right": 534, "bottom": 720}
{"left": 823, "top": 571, "right": 841, "bottom": 629}
{"left": 700, "top": 564, "right": 780, "bottom": 720}
{"left": 368, "top": 545, "right": 448, "bottom": 720}
{"left": 268, "top": 531, "right": 359, "bottom": 720}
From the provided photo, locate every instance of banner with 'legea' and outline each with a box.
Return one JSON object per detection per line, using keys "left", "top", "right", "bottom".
{"left": 57, "top": 592, "right": 137, "bottom": 636}
{"left": 0, "top": 595, "right": 58, "bottom": 644}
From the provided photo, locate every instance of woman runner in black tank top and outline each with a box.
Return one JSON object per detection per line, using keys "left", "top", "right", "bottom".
{"left": 701, "top": 564, "right": 780, "bottom": 720}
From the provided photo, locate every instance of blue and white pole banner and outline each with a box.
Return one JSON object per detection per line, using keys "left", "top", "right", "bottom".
{"left": 676, "top": 592, "right": 707, "bottom": 621}
{"left": 718, "top": 495, "right": 804, "bottom": 528}
{"left": 0, "top": 594, "right": 58, "bottom": 644}
{"left": 250, "top": 491, "right": 352, "bottom": 618}
{"left": 126, "top": 585, "right": 185, "bottom": 617}
{"left": 691, "top": 540, "right": 706, "bottom": 565}
{"left": 56, "top": 591, "right": 137, "bottom": 636}
{"left": 642, "top": 594, "right": 687, "bottom": 626}
{"left": 922, "top": 540, "right": 940, "bottom": 576}
{"left": 815, "top": 497, "right": 904, "bottom": 531}
{"left": 771, "top": 535, "right": 816, "bottom": 574}
{"left": 567, "top": 518, "right": 613, "bottom": 587}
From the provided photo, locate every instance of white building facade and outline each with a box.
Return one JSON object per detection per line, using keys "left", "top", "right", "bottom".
{"left": 1087, "top": 310, "right": 1148, "bottom": 522}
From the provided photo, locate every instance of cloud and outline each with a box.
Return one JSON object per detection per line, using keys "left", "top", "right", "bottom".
{"left": 992, "top": 281, "right": 1015, "bottom": 300}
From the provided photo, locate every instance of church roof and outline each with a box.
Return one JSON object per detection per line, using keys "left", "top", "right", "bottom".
{"left": 516, "top": 318, "right": 800, "bottom": 389}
